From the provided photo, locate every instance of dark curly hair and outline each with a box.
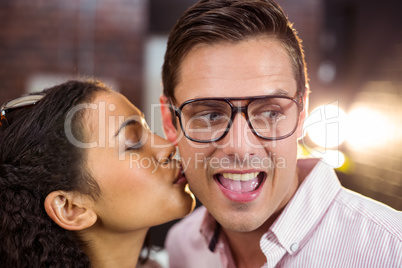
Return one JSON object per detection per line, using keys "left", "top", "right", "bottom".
{"left": 0, "top": 80, "right": 107, "bottom": 267}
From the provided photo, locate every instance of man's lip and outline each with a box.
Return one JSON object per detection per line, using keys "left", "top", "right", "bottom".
{"left": 213, "top": 169, "right": 265, "bottom": 175}
{"left": 213, "top": 171, "right": 267, "bottom": 203}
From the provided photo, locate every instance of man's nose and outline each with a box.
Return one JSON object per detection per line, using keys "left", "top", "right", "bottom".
{"left": 218, "top": 112, "right": 260, "bottom": 157}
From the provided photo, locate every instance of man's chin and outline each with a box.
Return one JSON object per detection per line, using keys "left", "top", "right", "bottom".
{"left": 214, "top": 211, "right": 268, "bottom": 233}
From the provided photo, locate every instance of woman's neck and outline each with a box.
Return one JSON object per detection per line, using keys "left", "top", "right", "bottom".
{"left": 80, "top": 227, "right": 149, "bottom": 268}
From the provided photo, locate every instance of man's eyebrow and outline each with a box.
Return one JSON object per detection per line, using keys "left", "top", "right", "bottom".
{"left": 267, "top": 89, "right": 291, "bottom": 96}
{"left": 114, "top": 119, "right": 139, "bottom": 137}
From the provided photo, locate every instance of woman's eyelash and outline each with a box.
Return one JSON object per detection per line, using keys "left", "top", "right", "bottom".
{"left": 125, "top": 141, "right": 143, "bottom": 151}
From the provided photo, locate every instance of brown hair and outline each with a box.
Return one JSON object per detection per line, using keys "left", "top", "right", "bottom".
{"left": 162, "top": 0, "right": 308, "bottom": 102}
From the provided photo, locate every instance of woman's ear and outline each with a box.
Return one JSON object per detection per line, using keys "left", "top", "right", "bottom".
{"left": 160, "top": 94, "right": 179, "bottom": 145}
{"left": 44, "top": 191, "right": 97, "bottom": 231}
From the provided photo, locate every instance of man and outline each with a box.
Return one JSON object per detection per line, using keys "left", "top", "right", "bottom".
{"left": 159, "top": 0, "right": 402, "bottom": 267}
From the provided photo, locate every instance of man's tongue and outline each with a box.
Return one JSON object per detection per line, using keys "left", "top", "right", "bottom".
{"left": 217, "top": 174, "right": 260, "bottom": 193}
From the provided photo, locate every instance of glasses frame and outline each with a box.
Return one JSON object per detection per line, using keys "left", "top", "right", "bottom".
{"left": 0, "top": 94, "right": 45, "bottom": 129}
{"left": 171, "top": 94, "right": 304, "bottom": 143}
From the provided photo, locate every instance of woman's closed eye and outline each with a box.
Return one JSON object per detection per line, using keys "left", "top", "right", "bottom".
{"left": 116, "top": 117, "right": 149, "bottom": 152}
{"left": 125, "top": 140, "right": 144, "bottom": 151}
{"left": 124, "top": 129, "right": 147, "bottom": 151}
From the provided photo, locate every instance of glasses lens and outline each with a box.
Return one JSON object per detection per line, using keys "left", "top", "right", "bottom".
{"left": 248, "top": 97, "right": 298, "bottom": 139}
{"left": 180, "top": 100, "right": 231, "bottom": 142}
{"left": 177, "top": 97, "right": 300, "bottom": 142}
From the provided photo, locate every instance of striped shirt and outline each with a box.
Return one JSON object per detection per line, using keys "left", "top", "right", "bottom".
{"left": 165, "top": 159, "right": 402, "bottom": 268}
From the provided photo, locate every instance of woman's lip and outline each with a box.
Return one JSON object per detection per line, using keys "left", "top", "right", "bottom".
{"left": 174, "top": 175, "right": 188, "bottom": 185}
{"left": 174, "top": 168, "right": 187, "bottom": 185}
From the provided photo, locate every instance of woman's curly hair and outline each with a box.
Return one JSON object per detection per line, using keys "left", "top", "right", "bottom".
{"left": 0, "top": 80, "right": 107, "bottom": 267}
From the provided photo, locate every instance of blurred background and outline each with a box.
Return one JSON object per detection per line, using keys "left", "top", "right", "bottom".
{"left": 1, "top": 0, "right": 401, "bottom": 257}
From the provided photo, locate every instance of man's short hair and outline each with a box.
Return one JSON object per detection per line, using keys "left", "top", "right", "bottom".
{"left": 162, "top": 0, "right": 309, "bottom": 102}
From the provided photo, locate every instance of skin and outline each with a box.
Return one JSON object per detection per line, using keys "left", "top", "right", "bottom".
{"left": 162, "top": 37, "right": 306, "bottom": 267}
{"left": 80, "top": 91, "right": 195, "bottom": 267}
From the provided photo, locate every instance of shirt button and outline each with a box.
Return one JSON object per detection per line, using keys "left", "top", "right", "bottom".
{"left": 290, "top": 243, "right": 299, "bottom": 252}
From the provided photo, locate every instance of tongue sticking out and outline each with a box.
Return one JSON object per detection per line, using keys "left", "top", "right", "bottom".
{"left": 217, "top": 174, "right": 261, "bottom": 193}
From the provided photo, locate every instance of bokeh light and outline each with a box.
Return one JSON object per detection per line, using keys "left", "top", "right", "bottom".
{"left": 303, "top": 103, "right": 347, "bottom": 148}
{"left": 345, "top": 106, "right": 395, "bottom": 150}
{"left": 322, "top": 149, "right": 346, "bottom": 168}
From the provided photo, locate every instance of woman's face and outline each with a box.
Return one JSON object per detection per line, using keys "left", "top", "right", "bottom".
{"left": 84, "top": 90, "right": 194, "bottom": 232}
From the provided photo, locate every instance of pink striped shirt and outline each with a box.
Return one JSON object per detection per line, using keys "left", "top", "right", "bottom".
{"left": 165, "top": 159, "right": 402, "bottom": 268}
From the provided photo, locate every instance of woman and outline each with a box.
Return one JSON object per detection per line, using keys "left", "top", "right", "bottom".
{"left": 0, "top": 80, "right": 195, "bottom": 267}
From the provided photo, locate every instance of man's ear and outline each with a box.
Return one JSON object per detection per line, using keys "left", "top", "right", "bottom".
{"left": 297, "top": 90, "right": 309, "bottom": 139}
{"left": 44, "top": 191, "right": 97, "bottom": 231}
{"left": 160, "top": 94, "right": 179, "bottom": 145}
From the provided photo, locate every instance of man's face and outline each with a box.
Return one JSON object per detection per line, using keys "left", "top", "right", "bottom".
{"left": 166, "top": 37, "right": 303, "bottom": 233}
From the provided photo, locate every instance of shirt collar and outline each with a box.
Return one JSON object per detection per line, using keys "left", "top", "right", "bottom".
{"left": 200, "top": 208, "right": 220, "bottom": 251}
{"left": 266, "top": 159, "right": 342, "bottom": 254}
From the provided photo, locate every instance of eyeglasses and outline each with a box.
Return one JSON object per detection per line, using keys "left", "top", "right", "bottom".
{"left": 0, "top": 94, "right": 45, "bottom": 129}
{"left": 171, "top": 95, "right": 303, "bottom": 143}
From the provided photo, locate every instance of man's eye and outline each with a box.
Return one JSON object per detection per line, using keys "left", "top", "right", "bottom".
{"left": 196, "top": 111, "right": 226, "bottom": 121}
{"left": 207, "top": 112, "right": 224, "bottom": 121}
{"left": 261, "top": 110, "right": 282, "bottom": 119}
